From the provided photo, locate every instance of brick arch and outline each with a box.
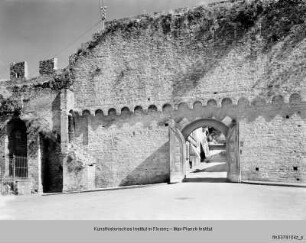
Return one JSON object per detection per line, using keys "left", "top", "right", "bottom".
{"left": 221, "top": 98, "right": 233, "bottom": 107}
{"left": 177, "top": 102, "right": 189, "bottom": 110}
{"left": 95, "top": 109, "right": 104, "bottom": 116}
{"left": 181, "top": 118, "right": 229, "bottom": 140}
{"left": 108, "top": 108, "right": 117, "bottom": 116}
{"left": 82, "top": 109, "right": 91, "bottom": 116}
{"left": 192, "top": 101, "right": 203, "bottom": 109}
{"left": 148, "top": 105, "right": 158, "bottom": 112}
{"left": 134, "top": 106, "right": 143, "bottom": 114}
{"left": 121, "top": 107, "right": 131, "bottom": 115}
{"left": 162, "top": 103, "right": 173, "bottom": 112}
{"left": 289, "top": 93, "right": 301, "bottom": 105}
{"left": 206, "top": 99, "right": 217, "bottom": 107}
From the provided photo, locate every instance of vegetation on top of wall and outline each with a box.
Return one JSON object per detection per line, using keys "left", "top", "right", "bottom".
{"left": 0, "top": 67, "right": 72, "bottom": 115}
{"left": 69, "top": 0, "right": 306, "bottom": 64}
{"left": 0, "top": 97, "right": 22, "bottom": 115}
{"left": 3, "top": 0, "right": 306, "bottom": 108}
{"left": 260, "top": 0, "right": 306, "bottom": 51}
{"left": 66, "top": 0, "right": 306, "bottom": 100}
{"left": 69, "top": 0, "right": 255, "bottom": 64}
{"left": 7, "top": 69, "right": 71, "bottom": 95}
{"left": 0, "top": 97, "right": 59, "bottom": 143}
{"left": 25, "top": 117, "right": 58, "bottom": 141}
{"left": 25, "top": 116, "right": 61, "bottom": 159}
{"left": 66, "top": 152, "right": 85, "bottom": 173}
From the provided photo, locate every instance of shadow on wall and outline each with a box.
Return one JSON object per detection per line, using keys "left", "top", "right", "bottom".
{"left": 40, "top": 93, "right": 62, "bottom": 193}
{"left": 172, "top": 20, "right": 247, "bottom": 98}
{"left": 95, "top": 142, "right": 170, "bottom": 188}
{"left": 52, "top": 93, "right": 61, "bottom": 134}
{"left": 41, "top": 136, "right": 62, "bottom": 193}
{"left": 173, "top": 1, "right": 306, "bottom": 97}
{"left": 92, "top": 142, "right": 170, "bottom": 188}
{"left": 118, "top": 142, "right": 170, "bottom": 187}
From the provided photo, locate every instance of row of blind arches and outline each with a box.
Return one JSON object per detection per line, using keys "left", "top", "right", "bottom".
{"left": 70, "top": 93, "right": 303, "bottom": 117}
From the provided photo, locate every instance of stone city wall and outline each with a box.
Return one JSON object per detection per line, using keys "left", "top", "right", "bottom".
{"left": 67, "top": 0, "right": 306, "bottom": 188}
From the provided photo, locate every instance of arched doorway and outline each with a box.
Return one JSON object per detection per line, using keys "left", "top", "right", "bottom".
{"left": 184, "top": 124, "right": 228, "bottom": 182}
{"left": 169, "top": 119, "right": 240, "bottom": 183}
{"left": 7, "top": 117, "right": 28, "bottom": 178}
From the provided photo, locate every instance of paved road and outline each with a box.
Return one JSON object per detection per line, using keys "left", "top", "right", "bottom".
{"left": 1, "top": 182, "right": 306, "bottom": 220}
{"left": 186, "top": 161, "right": 228, "bottom": 180}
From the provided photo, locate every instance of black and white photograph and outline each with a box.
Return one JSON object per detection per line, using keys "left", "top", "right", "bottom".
{"left": 0, "top": 0, "right": 306, "bottom": 242}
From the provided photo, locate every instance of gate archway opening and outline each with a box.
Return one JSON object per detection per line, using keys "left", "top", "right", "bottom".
{"left": 170, "top": 118, "right": 240, "bottom": 184}
{"left": 183, "top": 123, "right": 228, "bottom": 182}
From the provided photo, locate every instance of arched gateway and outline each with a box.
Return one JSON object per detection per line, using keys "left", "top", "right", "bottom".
{"left": 169, "top": 119, "right": 240, "bottom": 184}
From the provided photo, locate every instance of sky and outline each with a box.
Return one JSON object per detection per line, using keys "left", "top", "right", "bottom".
{"left": 0, "top": 0, "right": 220, "bottom": 80}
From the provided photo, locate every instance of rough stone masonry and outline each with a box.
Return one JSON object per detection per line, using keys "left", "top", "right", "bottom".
{"left": 1, "top": 0, "right": 306, "bottom": 194}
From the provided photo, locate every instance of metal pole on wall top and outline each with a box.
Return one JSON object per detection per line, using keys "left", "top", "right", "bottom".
{"left": 99, "top": 0, "right": 107, "bottom": 31}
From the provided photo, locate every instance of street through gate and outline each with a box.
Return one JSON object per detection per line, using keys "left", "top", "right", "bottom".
{"left": 169, "top": 119, "right": 240, "bottom": 183}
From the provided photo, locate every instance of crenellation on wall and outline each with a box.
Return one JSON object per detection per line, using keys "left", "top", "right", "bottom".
{"left": 10, "top": 61, "right": 29, "bottom": 80}
{"left": 39, "top": 58, "right": 58, "bottom": 76}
